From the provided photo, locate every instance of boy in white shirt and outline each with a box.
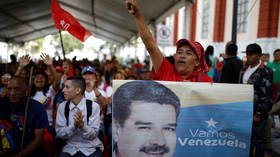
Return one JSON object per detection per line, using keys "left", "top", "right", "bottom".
{"left": 56, "top": 76, "right": 103, "bottom": 157}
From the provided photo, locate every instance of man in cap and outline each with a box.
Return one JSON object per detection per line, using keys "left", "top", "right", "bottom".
{"left": 81, "top": 66, "right": 107, "bottom": 152}
{"left": 241, "top": 43, "right": 273, "bottom": 157}
{"left": 125, "top": 0, "right": 211, "bottom": 82}
{"left": 81, "top": 66, "right": 106, "bottom": 106}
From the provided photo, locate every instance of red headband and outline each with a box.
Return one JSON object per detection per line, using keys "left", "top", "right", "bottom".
{"left": 176, "top": 39, "right": 209, "bottom": 73}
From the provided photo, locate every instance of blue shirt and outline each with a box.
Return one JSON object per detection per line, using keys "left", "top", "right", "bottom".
{"left": 10, "top": 99, "right": 49, "bottom": 156}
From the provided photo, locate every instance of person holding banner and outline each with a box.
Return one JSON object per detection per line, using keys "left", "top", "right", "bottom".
{"left": 113, "top": 81, "right": 181, "bottom": 157}
{"left": 125, "top": 0, "right": 212, "bottom": 82}
{"left": 241, "top": 43, "right": 273, "bottom": 157}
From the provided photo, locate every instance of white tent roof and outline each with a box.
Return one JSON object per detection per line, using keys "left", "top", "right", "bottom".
{"left": 0, "top": 0, "right": 191, "bottom": 44}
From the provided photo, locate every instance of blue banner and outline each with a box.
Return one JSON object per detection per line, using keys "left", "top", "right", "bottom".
{"left": 113, "top": 80, "right": 253, "bottom": 157}
{"left": 175, "top": 102, "right": 253, "bottom": 157}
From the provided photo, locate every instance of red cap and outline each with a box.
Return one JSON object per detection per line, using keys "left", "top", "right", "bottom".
{"left": 55, "top": 66, "right": 64, "bottom": 73}
{"left": 176, "top": 39, "right": 209, "bottom": 73}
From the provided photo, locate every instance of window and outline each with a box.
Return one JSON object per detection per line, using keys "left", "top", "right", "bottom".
{"left": 237, "top": 0, "right": 249, "bottom": 33}
{"left": 201, "top": 0, "right": 210, "bottom": 39}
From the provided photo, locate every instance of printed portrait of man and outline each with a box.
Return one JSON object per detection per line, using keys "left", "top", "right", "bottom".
{"left": 113, "top": 80, "right": 181, "bottom": 157}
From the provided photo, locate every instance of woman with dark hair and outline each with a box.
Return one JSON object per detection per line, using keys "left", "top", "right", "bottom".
{"left": 31, "top": 70, "right": 58, "bottom": 127}
{"left": 15, "top": 54, "right": 60, "bottom": 127}
{"left": 30, "top": 71, "right": 49, "bottom": 97}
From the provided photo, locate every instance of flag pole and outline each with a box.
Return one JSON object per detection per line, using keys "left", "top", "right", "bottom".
{"left": 20, "top": 65, "right": 34, "bottom": 149}
{"left": 59, "top": 30, "right": 66, "bottom": 59}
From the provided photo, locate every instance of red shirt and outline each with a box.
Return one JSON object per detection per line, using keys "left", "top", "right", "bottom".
{"left": 151, "top": 58, "right": 212, "bottom": 82}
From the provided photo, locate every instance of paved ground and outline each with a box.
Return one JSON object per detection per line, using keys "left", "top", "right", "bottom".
{"left": 269, "top": 128, "right": 280, "bottom": 157}
{"left": 264, "top": 115, "right": 280, "bottom": 157}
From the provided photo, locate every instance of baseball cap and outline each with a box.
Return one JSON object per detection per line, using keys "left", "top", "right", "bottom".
{"left": 244, "top": 43, "right": 262, "bottom": 54}
{"left": 55, "top": 66, "right": 64, "bottom": 73}
{"left": 176, "top": 39, "right": 209, "bottom": 73}
{"left": 81, "top": 66, "right": 96, "bottom": 75}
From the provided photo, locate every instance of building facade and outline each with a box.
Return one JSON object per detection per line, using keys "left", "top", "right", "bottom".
{"left": 171, "top": 0, "right": 280, "bottom": 58}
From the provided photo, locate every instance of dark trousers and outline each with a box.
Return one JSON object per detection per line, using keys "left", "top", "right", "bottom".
{"left": 59, "top": 149, "right": 102, "bottom": 157}
{"left": 250, "top": 119, "right": 267, "bottom": 157}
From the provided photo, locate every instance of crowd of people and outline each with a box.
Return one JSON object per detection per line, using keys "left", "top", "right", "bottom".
{"left": 0, "top": 0, "right": 279, "bottom": 157}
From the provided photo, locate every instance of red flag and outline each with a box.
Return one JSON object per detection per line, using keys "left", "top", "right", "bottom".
{"left": 51, "top": 0, "right": 92, "bottom": 42}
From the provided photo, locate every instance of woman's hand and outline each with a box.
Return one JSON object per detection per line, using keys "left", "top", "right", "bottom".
{"left": 19, "top": 55, "right": 31, "bottom": 68}
{"left": 41, "top": 53, "right": 53, "bottom": 66}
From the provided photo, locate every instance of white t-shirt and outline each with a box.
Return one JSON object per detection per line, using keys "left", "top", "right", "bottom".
{"left": 104, "top": 85, "right": 113, "bottom": 115}
{"left": 32, "top": 85, "right": 57, "bottom": 126}
{"left": 105, "top": 86, "right": 113, "bottom": 98}
{"left": 84, "top": 88, "right": 106, "bottom": 103}
{"left": 98, "top": 82, "right": 105, "bottom": 91}
{"left": 84, "top": 88, "right": 106, "bottom": 123}
{"left": 243, "top": 61, "right": 261, "bottom": 84}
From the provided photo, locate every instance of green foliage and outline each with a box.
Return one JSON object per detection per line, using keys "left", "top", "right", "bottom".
{"left": 32, "top": 38, "right": 44, "bottom": 53}
{"left": 7, "top": 32, "right": 84, "bottom": 58}
{"left": 53, "top": 32, "right": 84, "bottom": 52}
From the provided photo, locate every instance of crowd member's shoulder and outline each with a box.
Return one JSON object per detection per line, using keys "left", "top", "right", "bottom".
{"left": 266, "top": 62, "right": 273, "bottom": 67}
{"left": 259, "top": 63, "right": 271, "bottom": 71}
{"left": 0, "top": 97, "right": 9, "bottom": 105}
{"left": 264, "top": 65, "right": 273, "bottom": 74}
{"left": 264, "top": 65, "right": 272, "bottom": 70}
{"left": 258, "top": 64, "right": 273, "bottom": 76}
{"left": 56, "top": 100, "right": 67, "bottom": 110}
{"left": 0, "top": 97, "right": 12, "bottom": 115}
{"left": 29, "top": 98, "right": 46, "bottom": 111}
{"left": 197, "top": 72, "right": 213, "bottom": 83}
{"left": 225, "top": 56, "right": 242, "bottom": 65}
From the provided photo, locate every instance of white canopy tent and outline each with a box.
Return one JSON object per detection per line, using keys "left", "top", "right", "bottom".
{"left": 0, "top": 0, "right": 192, "bottom": 45}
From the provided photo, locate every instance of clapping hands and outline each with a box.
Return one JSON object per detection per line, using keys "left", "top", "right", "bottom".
{"left": 74, "top": 110, "right": 84, "bottom": 129}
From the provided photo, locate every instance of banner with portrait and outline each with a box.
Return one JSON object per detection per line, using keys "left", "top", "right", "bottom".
{"left": 113, "top": 80, "right": 253, "bottom": 157}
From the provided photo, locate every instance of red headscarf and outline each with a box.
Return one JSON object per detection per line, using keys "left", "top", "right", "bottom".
{"left": 176, "top": 39, "right": 209, "bottom": 73}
